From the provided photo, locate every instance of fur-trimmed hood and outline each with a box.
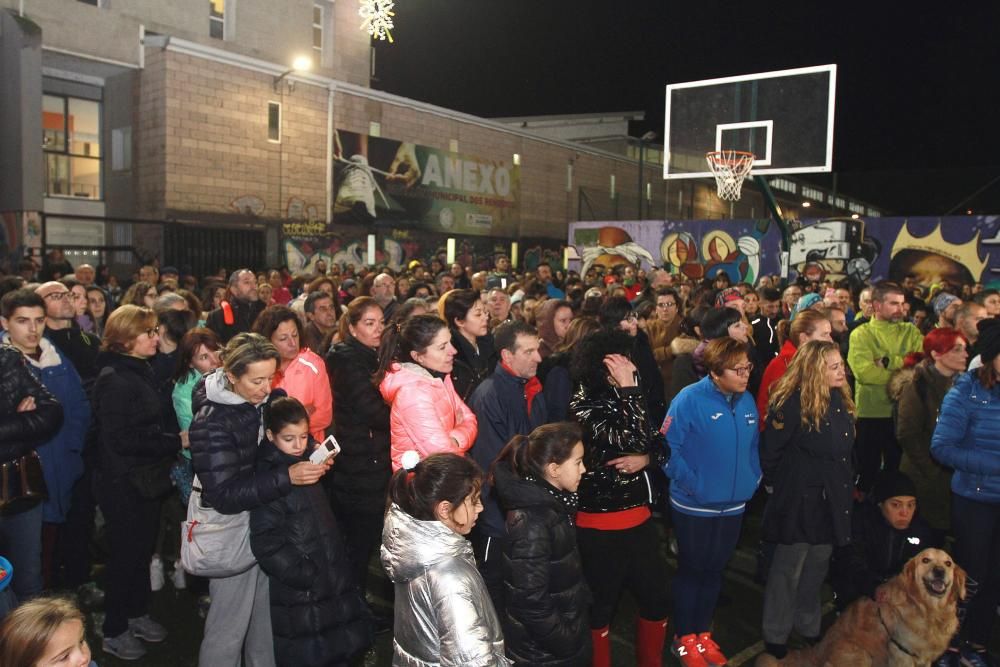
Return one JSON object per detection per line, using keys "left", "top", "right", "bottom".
{"left": 887, "top": 365, "right": 918, "bottom": 402}
{"left": 670, "top": 334, "right": 700, "bottom": 357}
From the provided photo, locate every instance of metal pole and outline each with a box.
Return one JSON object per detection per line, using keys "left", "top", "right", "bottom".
{"left": 637, "top": 141, "right": 644, "bottom": 220}
{"left": 754, "top": 175, "right": 791, "bottom": 250}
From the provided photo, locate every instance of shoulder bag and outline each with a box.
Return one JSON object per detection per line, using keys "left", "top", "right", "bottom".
{"left": 180, "top": 474, "right": 256, "bottom": 577}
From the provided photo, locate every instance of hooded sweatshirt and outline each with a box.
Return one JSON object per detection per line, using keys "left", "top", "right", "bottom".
{"left": 380, "top": 505, "right": 510, "bottom": 667}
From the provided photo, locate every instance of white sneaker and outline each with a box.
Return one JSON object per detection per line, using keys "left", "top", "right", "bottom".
{"left": 170, "top": 560, "right": 186, "bottom": 590}
{"left": 149, "top": 555, "right": 164, "bottom": 592}
{"left": 335, "top": 154, "right": 387, "bottom": 218}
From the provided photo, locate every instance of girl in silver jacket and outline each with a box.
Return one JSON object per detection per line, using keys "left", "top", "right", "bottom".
{"left": 381, "top": 452, "right": 511, "bottom": 667}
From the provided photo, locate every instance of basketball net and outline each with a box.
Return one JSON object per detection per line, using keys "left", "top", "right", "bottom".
{"left": 706, "top": 150, "right": 755, "bottom": 201}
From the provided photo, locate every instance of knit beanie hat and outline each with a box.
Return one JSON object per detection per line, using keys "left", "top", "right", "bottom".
{"left": 790, "top": 293, "right": 822, "bottom": 321}
{"left": 977, "top": 317, "right": 1000, "bottom": 364}
{"left": 715, "top": 287, "right": 743, "bottom": 308}
{"left": 932, "top": 292, "right": 959, "bottom": 318}
{"left": 873, "top": 471, "right": 918, "bottom": 504}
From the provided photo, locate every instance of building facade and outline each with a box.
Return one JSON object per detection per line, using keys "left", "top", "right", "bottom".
{"left": 0, "top": 1, "right": 881, "bottom": 278}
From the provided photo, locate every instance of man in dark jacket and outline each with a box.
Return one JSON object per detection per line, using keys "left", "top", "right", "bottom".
{"left": 0, "top": 347, "right": 64, "bottom": 618}
{"left": 468, "top": 321, "right": 550, "bottom": 615}
{"left": 830, "top": 471, "right": 941, "bottom": 611}
{"left": 752, "top": 288, "right": 783, "bottom": 363}
{"left": 206, "top": 269, "right": 265, "bottom": 344}
{"left": 35, "top": 280, "right": 101, "bottom": 597}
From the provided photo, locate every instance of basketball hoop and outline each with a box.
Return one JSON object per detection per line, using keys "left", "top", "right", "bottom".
{"left": 706, "top": 150, "right": 755, "bottom": 201}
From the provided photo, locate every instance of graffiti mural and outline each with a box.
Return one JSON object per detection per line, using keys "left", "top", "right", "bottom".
{"left": 568, "top": 216, "right": 1000, "bottom": 287}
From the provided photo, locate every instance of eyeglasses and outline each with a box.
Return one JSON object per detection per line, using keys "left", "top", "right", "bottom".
{"left": 656, "top": 302, "right": 678, "bottom": 309}
{"left": 145, "top": 326, "right": 160, "bottom": 337}
{"left": 42, "top": 291, "right": 70, "bottom": 301}
{"left": 727, "top": 363, "right": 754, "bottom": 377}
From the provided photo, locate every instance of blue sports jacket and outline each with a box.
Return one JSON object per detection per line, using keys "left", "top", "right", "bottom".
{"left": 931, "top": 371, "right": 1000, "bottom": 503}
{"left": 663, "top": 375, "right": 761, "bottom": 517}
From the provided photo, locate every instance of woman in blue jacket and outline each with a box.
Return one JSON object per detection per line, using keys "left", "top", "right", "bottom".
{"left": 664, "top": 336, "right": 761, "bottom": 667}
{"left": 931, "top": 318, "right": 1000, "bottom": 666}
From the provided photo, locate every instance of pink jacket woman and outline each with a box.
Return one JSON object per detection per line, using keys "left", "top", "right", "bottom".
{"left": 273, "top": 348, "right": 333, "bottom": 441}
{"left": 380, "top": 361, "right": 477, "bottom": 471}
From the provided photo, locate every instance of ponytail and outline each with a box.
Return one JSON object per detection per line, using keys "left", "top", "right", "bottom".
{"left": 490, "top": 422, "right": 582, "bottom": 484}
{"left": 386, "top": 453, "right": 482, "bottom": 520}
{"left": 373, "top": 313, "right": 447, "bottom": 385}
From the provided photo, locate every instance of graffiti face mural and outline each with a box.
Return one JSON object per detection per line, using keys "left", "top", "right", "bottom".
{"left": 889, "top": 223, "right": 989, "bottom": 288}
{"left": 569, "top": 216, "right": 1000, "bottom": 288}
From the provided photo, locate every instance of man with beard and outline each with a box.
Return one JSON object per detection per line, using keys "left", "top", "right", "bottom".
{"left": 371, "top": 272, "right": 398, "bottom": 323}
{"left": 205, "top": 268, "right": 264, "bottom": 343}
{"left": 848, "top": 281, "right": 924, "bottom": 494}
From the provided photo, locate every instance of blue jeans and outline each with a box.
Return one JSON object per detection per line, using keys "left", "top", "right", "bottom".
{"left": 0, "top": 502, "right": 44, "bottom": 616}
{"left": 671, "top": 509, "right": 743, "bottom": 636}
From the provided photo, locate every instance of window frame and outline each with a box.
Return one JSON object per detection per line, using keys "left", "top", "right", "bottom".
{"left": 267, "top": 101, "right": 282, "bottom": 144}
{"left": 210, "top": 0, "right": 225, "bottom": 39}
{"left": 42, "top": 93, "right": 103, "bottom": 200}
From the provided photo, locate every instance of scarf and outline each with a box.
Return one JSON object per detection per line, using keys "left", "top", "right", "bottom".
{"left": 525, "top": 475, "right": 579, "bottom": 525}
{"left": 501, "top": 362, "right": 542, "bottom": 416}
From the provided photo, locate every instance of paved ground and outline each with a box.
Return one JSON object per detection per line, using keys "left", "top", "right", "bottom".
{"left": 83, "top": 495, "right": 995, "bottom": 666}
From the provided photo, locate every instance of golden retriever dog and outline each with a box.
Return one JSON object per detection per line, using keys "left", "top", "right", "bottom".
{"left": 756, "top": 548, "right": 965, "bottom": 667}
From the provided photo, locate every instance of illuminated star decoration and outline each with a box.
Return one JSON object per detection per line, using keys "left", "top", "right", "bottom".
{"left": 359, "top": 0, "right": 395, "bottom": 43}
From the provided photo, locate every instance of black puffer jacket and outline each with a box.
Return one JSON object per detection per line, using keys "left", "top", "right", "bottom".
{"left": 0, "top": 348, "right": 64, "bottom": 502}
{"left": 493, "top": 462, "right": 590, "bottom": 667}
{"left": 205, "top": 298, "right": 266, "bottom": 344}
{"left": 570, "top": 383, "right": 666, "bottom": 513}
{"left": 92, "top": 352, "right": 179, "bottom": 482}
{"left": 324, "top": 338, "right": 390, "bottom": 514}
{"left": 189, "top": 369, "right": 291, "bottom": 514}
{"left": 450, "top": 328, "right": 497, "bottom": 401}
{"left": 250, "top": 442, "right": 373, "bottom": 667}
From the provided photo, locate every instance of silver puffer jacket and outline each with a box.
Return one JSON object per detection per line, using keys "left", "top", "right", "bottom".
{"left": 381, "top": 504, "right": 511, "bottom": 667}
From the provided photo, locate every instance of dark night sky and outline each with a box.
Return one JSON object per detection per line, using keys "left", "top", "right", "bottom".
{"left": 374, "top": 1, "right": 1000, "bottom": 214}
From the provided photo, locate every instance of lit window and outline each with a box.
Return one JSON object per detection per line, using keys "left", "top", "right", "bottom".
{"left": 43, "top": 94, "right": 102, "bottom": 200}
{"left": 210, "top": 0, "right": 225, "bottom": 39}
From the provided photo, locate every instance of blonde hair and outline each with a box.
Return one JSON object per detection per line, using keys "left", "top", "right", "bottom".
{"left": 769, "top": 339, "right": 855, "bottom": 431}
{"left": 0, "top": 596, "right": 85, "bottom": 667}
{"left": 221, "top": 332, "right": 280, "bottom": 379}
{"left": 101, "top": 304, "right": 157, "bottom": 353}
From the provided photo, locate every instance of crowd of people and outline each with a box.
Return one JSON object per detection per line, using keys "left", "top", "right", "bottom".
{"left": 1, "top": 249, "right": 999, "bottom": 667}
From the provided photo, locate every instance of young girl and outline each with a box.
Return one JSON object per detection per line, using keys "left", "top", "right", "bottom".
{"left": 492, "top": 422, "right": 591, "bottom": 667}
{"left": 0, "top": 596, "right": 92, "bottom": 667}
{"left": 381, "top": 453, "right": 511, "bottom": 666}
{"left": 249, "top": 397, "right": 372, "bottom": 667}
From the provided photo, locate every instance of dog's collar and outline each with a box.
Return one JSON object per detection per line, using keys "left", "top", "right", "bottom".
{"left": 877, "top": 606, "right": 918, "bottom": 658}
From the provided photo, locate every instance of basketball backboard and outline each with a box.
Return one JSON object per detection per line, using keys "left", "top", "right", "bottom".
{"left": 663, "top": 64, "right": 837, "bottom": 179}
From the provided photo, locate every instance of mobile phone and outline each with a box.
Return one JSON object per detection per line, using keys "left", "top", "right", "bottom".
{"left": 309, "top": 435, "right": 341, "bottom": 464}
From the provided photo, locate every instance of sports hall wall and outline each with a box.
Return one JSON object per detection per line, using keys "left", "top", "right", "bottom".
{"left": 568, "top": 216, "right": 1000, "bottom": 289}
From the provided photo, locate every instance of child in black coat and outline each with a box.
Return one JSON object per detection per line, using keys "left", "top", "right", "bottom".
{"left": 492, "top": 422, "right": 592, "bottom": 667}
{"left": 250, "top": 397, "right": 372, "bottom": 667}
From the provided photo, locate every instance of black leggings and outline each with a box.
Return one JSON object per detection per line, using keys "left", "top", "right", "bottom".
{"left": 577, "top": 518, "right": 670, "bottom": 628}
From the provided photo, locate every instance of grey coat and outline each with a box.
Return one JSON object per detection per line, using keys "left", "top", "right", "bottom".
{"left": 381, "top": 505, "right": 511, "bottom": 667}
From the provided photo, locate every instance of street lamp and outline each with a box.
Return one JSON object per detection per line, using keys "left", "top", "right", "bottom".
{"left": 637, "top": 131, "right": 656, "bottom": 220}
{"left": 273, "top": 55, "right": 313, "bottom": 92}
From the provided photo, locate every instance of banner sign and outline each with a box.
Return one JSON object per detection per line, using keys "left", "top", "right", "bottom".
{"left": 332, "top": 130, "right": 519, "bottom": 236}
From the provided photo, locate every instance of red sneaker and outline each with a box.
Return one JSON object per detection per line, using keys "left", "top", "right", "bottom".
{"left": 672, "top": 634, "right": 709, "bottom": 667}
{"left": 697, "top": 632, "right": 728, "bottom": 666}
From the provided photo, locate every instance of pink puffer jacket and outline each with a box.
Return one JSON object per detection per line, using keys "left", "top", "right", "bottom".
{"left": 379, "top": 362, "right": 478, "bottom": 471}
